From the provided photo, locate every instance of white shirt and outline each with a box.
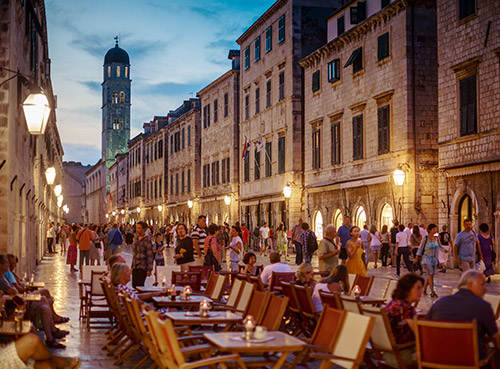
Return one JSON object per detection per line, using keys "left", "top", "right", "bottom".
{"left": 229, "top": 236, "right": 243, "bottom": 262}
{"left": 396, "top": 231, "right": 409, "bottom": 247}
{"left": 260, "top": 262, "right": 291, "bottom": 284}
{"left": 312, "top": 283, "right": 330, "bottom": 312}
{"left": 404, "top": 227, "right": 413, "bottom": 239}
{"left": 419, "top": 227, "right": 428, "bottom": 237}
{"left": 360, "top": 229, "right": 370, "bottom": 243}
{"left": 260, "top": 226, "right": 270, "bottom": 239}
{"left": 370, "top": 231, "right": 382, "bottom": 246}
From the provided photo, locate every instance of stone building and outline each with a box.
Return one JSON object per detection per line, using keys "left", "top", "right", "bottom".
{"left": 127, "top": 133, "right": 145, "bottom": 224}
{"left": 165, "top": 99, "right": 201, "bottom": 226}
{"left": 197, "top": 51, "right": 240, "bottom": 226}
{"left": 0, "top": 0, "right": 64, "bottom": 273}
{"left": 62, "top": 161, "right": 91, "bottom": 224}
{"left": 437, "top": 0, "right": 500, "bottom": 243}
{"left": 300, "top": 0, "right": 439, "bottom": 238}
{"left": 108, "top": 152, "right": 128, "bottom": 223}
{"left": 85, "top": 160, "right": 106, "bottom": 224}
{"left": 236, "top": 0, "right": 342, "bottom": 231}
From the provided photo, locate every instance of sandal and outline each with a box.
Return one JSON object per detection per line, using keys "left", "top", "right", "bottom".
{"left": 46, "top": 340, "right": 66, "bottom": 349}
{"left": 59, "top": 357, "right": 81, "bottom": 369}
{"left": 55, "top": 317, "right": 70, "bottom": 324}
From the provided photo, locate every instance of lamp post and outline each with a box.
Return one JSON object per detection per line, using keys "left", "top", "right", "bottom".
{"left": 283, "top": 185, "right": 292, "bottom": 230}
{"left": 45, "top": 167, "right": 56, "bottom": 185}
{"left": 224, "top": 195, "right": 231, "bottom": 224}
{"left": 393, "top": 168, "right": 406, "bottom": 222}
{"left": 187, "top": 200, "right": 194, "bottom": 227}
{"left": 54, "top": 184, "right": 62, "bottom": 197}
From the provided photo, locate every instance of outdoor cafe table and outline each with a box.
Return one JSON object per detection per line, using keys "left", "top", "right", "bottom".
{"left": 136, "top": 285, "right": 184, "bottom": 293}
{"left": 4, "top": 293, "right": 41, "bottom": 302}
{"left": 163, "top": 311, "right": 243, "bottom": 331}
{"left": 203, "top": 331, "right": 305, "bottom": 369}
{"left": 0, "top": 321, "right": 32, "bottom": 336}
{"left": 152, "top": 295, "right": 213, "bottom": 310}
{"left": 358, "top": 296, "right": 386, "bottom": 305}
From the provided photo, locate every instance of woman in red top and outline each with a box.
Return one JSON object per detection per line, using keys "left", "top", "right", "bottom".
{"left": 204, "top": 224, "right": 221, "bottom": 271}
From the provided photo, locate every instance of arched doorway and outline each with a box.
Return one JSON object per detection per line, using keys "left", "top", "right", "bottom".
{"left": 314, "top": 211, "right": 324, "bottom": 240}
{"left": 380, "top": 203, "right": 393, "bottom": 229}
{"left": 354, "top": 206, "right": 367, "bottom": 228}
{"left": 458, "top": 194, "right": 475, "bottom": 232}
{"left": 332, "top": 209, "right": 343, "bottom": 230}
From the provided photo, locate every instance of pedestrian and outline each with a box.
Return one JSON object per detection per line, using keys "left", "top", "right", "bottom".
{"left": 228, "top": 225, "right": 243, "bottom": 272}
{"left": 105, "top": 224, "right": 123, "bottom": 262}
{"left": 346, "top": 226, "right": 367, "bottom": 277}
{"left": 76, "top": 224, "right": 92, "bottom": 268}
{"left": 380, "top": 225, "right": 390, "bottom": 267}
{"left": 389, "top": 220, "right": 400, "bottom": 266}
{"left": 360, "top": 225, "right": 370, "bottom": 266}
{"left": 337, "top": 216, "right": 352, "bottom": 265}
{"left": 300, "top": 223, "right": 317, "bottom": 264}
{"left": 454, "top": 219, "right": 483, "bottom": 273}
{"left": 291, "top": 218, "right": 304, "bottom": 265}
{"left": 438, "top": 225, "right": 453, "bottom": 273}
{"left": 203, "top": 224, "right": 221, "bottom": 271}
{"left": 191, "top": 216, "right": 207, "bottom": 264}
{"left": 268, "top": 225, "right": 275, "bottom": 252}
{"left": 410, "top": 225, "right": 423, "bottom": 274}
{"left": 89, "top": 225, "right": 101, "bottom": 266}
{"left": 259, "top": 222, "right": 270, "bottom": 256}
{"left": 317, "top": 225, "right": 339, "bottom": 273}
{"left": 396, "top": 224, "right": 412, "bottom": 277}
{"left": 131, "top": 221, "right": 154, "bottom": 288}
{"left": 153, "top": 233, "right": 165, "bottom": 266}
{"left": 415, "top": 223, "right": 448, "bottom": 298}
{"left": 66, "top": 225, "right": 79, "bottom": 272}
{"left": 59, "top": 223, "right": 68, "bottom": 255}
{"left": 46, "top": 222, "right": 56, "bottom": 254}
{"left": 369, "top": 225, "right": 382, "bottom": 269}
{"left": 241, "top": 223, "right": 250, "bottom": 252}
{"left": 276, "top": 222, "right": 287, "bottom": 260}
{"left": 174, "top": 224, "right": 194, "bottom": 272}
{"left": 478, "top": 223, "right": 495, "bottom": 282}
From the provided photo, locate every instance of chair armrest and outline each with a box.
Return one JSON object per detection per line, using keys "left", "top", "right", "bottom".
{"left": 395, "top": 341, "right": 415, "bottom": 350}
{"left": 310, "top": 352, "right": 357, "bottom": 363}
{"left": 180, "top": 344, "right": 214, "bottom": 356}
{"left": 478, "top": 347, "right": 497, "bottom": 367}
{"left": 182, "top": 354, "right": 242, "bottom": 369}
{"left": 177, "top": 335, "right": 205, "bottom": 343}
{"left": 306, "top": 344, "right": 332, "bottom": 353}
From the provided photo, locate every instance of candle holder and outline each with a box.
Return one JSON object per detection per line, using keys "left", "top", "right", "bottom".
{"left": 14, "top": 307, "right": 24, "bottom": 332}
{"left": 199, "top": 299, "right": 211, "bottom": 317}
{"left": 243, "top": 315, "right": 255, "bottom": 340}
{"left": 352, "top": 285, "right": 361, "bottom": 297}
{"left": 184, "top": 286, "right": 192, "bottom": 300}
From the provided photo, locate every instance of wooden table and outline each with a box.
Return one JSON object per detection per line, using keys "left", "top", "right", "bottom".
{"left": 163, "top": 311, "right": 242, "bottom": 331}
{"left": 0, "top": 321, "right": 32, "bottom": 336}
{"left": 359, "top": 296, "right": 386, "bottom": 305}
{"left": 137, "top": 285, "right": 184, "bottom": 293}
{"left": 4, "top": 293, "right": 41, "bottom": 302}
{"left": 153, "top": 295, "right": 213, "bottom": 309}
{"left": 203, "top": 331, "right": 305, "bottom": 369}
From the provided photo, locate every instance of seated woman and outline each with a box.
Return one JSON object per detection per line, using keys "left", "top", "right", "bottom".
{"left": 242, "top": 252, "right": 262, "bottom": 276}
{"left": 312, "top": 264, "right": 350, "bottom": 312}
{"left": 384, "top": 273, "right": 424, "bottom": 367}
{"left": 111, "top": 263, "right": 159, "bottom": 307}
{"left": 295, "top": 263, "right": 316, "bottom": 289}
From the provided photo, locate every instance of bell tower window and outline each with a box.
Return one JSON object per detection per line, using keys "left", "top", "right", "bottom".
{"left": 107, "top": 66, "right": 111, "bottom": 77}
{"left": 112, "top": 92, "right": 118, "bottom": 104}
{"left": 113, "top": 118, "right": 124, "bottom": 130}
{"left": 116, "top": 66, "right": 121, "bottom": 77}
{"left": 120, "top": 91, "right": 125, "bottom": 103}
{"left": 125, "top": 67, "right": 128, "bottom": 78}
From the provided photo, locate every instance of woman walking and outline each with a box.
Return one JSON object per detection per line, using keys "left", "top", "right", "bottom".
{"left": 438, "top": 225, "right": 452, "bottom": 272}
{"left": 478, "top": 223, "right": 495, "bottom": 283}
{"left": 380, "top": 225, "right": 390, "bottom": 267}
{"left": 346, "top": 226, "right": 367, "bottom": 277}
{"left": 276, "top": 223, "right": 287, "bottom": 259}
{"left": 228, "top": 225, "right": 243, "bottom": 272}
{"left": 369, "top": 225, "right": 382, "bottom": 269}
{"left": 89, "top": 225, "right": 101, "bottom": 266}
{"left": 410, "top": 225, "right": 423, "bottom": 274}
{"left": 66, "top": 225, "right": 79, "bottom": 272}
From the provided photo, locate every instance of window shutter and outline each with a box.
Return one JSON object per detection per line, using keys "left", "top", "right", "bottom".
{"left": 378, "top": 105, "right": 389, "bottom": 155}
{"left": 467, "top": 75, "right": 477, "bottom": 134}
{"left": 459, "top": 78, "right": 469, "bottom": 136}
{"left": 353, "top": 115, "right": 363, "bottom": 160}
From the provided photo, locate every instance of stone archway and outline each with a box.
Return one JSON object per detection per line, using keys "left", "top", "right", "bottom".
{"left": 450, "top": 186, "right": 479, "bottom": 238}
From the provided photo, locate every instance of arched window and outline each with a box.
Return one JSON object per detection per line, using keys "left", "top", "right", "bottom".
{"left": 116, "top": 66, "right": 121, "bottom": 77}
{"left": 332, "top": 209, "right": 343, "bottom": 230}
{"left": 380, "top": 203, "right": 393, "bottom": 229}
{"left": 119, "top": 91, "right": 125, "bottom": 103}
{"left": 112, "top": 92, "right": 118, "bottom": 104}
{"left": 458, "top": 194, "right": 475, "bottom": 232}
{"left": 314, "top": 211, "right": 324, "bottom": 240}
{"left": 354, "top": 206, "right": 367, "bottom": 228}
{"left": 107, "top": 66, "right": 111, "bottom": 77}
{"left": 125, "top": 67, "right": 128, "bottom": 78}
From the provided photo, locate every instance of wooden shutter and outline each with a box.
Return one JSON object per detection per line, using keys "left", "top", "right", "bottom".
{"left": 378, "top": 105, "right": 390, "bottom": 154}
{"left": 353, "top": 115, "right": 363, "bottom": 160}
{"left": 466, "top": 75, "right": 477, "bottom": 134}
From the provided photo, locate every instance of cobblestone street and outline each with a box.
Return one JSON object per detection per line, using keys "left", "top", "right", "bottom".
{"left": 34, "top": 243, "right": 500, "bottom": 368}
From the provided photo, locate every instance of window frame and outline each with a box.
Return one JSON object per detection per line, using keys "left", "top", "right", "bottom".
{"left": 459, "top": 74, "right": 477, "bottom": 136}
{"left": 254, "top": 149, "right": 261, "bottom": 180}
{"left": 337, "top": 15, "right": 345, "bottom": 36}
{"left": 331, "top": 122, "right": 341, "bottom": 165}
{"left": 377, "top": 32, "right": 390, "bottom": 62}
{"left": 255, "top": 36, "right": 261, "bottom": 62}
{"left": 266, "top": 80, "right": 272, "bottom": 108}
{"left": 214, "top": 99, "right": 218, "bottom": 123}
{"left": 224, "top": 93, "right": 229, "bottom": 117}
{"left": 278, "top": 136, "right": 285, "bottom": 174}
{"left": 328, "top": 59, "right": 341, "bottom": 83}
{"left": 278, "top": 15, "right": 285, "bottom": 43}
{"left": 377, "top": 105, "right": 390, "bottom": 155}
{"left": 244, "top": 46, "right": 250, "bottom": 70}
{"left": 312, "top": 128, "right": 321, "bottom": 169}
{"left": 255, "top": 87, "right": 260, "bottom": 114}
{"left": 312, "top": 70, "right": 321, "bottom": 92}
{"left": 352, "top": 114, "right": 364, "bottom": 161}
{"left": 266, "top": 26, "right": 272, "bottom": 53}
{"left": 279, "top": 72, "right": 285, "bottom": 101}
{"left": 265, "top": 142, "right": 272, "bottom": 177}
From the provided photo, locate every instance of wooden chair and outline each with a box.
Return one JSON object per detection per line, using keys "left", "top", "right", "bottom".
{"left": 233, "top": 281, "right": 254, "bottom": 313}
{"left": 247, "top": 275, "right": 265, "bottom": 292}
{"left": 172, "top": 271, "right": 202, "bottom": 292}
{"left": 319, "top": 290, "right": 343, "bottom": 310}
{"left": 339, "top": 295, "right": 362, "bottom": 313}
{"left": 281, "top": 281, "right": 308, "bottom": 336}
{"left": 383, "top": 279, "right": 399, "bottom": 300}
{"left": 310, "top": 311, "right": 375, "bottom": 369}
{"left": 204, "top": 272, "right": 217, "bottom": 297}
{"left": 370, "top": 278, "right": 390, "bottom": 298}
{"left": 86, "top": 271, "right": 112, "bottom": 330}
{"left": 143, "top": 309, "right": 245, "bottom": 369}
{"left": 79, "top": 265, "right": 108, "bottom": 321}
{"left": 81, "top": 265, "right": 108, "bottom": 281}
{"left": 154, "top": 265, "right": 181, "bottom": 286}
{"left": 354, "top": 275, "right": 374, "bottom": 296}
{"left": 483, "top": 293, "right": 500, "bottom": 319}
{"left": 414, "top": 319, "right": 496, "bottom": 369}
{"left": 269, "top": 271, "right": 295, "bottom": 293}
{"left": 293, "top": 284, "right": 319, "bottom": 336}
{"left": 235, "top": 273, "right": 248, "bottom": 282}
{"left": 210, "top": 273, "right": 228, "bottom": 300}
{"left": 242, "top": 290, "right": 270, "bottom": 323}
{"left": 359, "top": 305, "right": 416, "bottom": 369}
{"left": 259, "top": 293, "right": 289, "bottom": 330}
{"left": 188, "top": 265, "right": 214, "bottom": 286}
{"left": 238, "top": 264, "right": 246, "bottom": 273}
{"left": 348, "top": 273, "right": 358, "bottom": 294}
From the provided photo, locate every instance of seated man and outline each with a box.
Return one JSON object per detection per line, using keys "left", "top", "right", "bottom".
{"left": 0, "top": 255, "right": 68, "bottom": 349}
{"left": 260, "top": 252, "right": 292, "bottom": 285}
{"left": 110, "top": 263, "right": 160, "bottom": 309}
{"left": 108, "top": 254, "right": 127, "bottom": 270}
{"left": 425, "top": 270, "right": 500, "bottom": 360}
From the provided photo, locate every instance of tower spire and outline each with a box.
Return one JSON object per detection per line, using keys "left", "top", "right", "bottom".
{"left": 114, "top": 35, "right": 119, "bottom": 46}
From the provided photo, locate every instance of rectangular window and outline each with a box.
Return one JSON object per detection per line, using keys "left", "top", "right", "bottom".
{"left": 312, "top": 129, "right": 321, "bottom": 169}
{"left": 170, "top": 174, "right": 173, "bottom": 195}
{"left": 331, "top": 122, "right": 341, "bottom": 165}
{"left": 266, "top": 80, "right": 271, "bottom": 108}
{"left": 244, "top": 154, "right": 250, "bottom": 182}
{"left": 187, "top": 169, "right": 191, "bottom": 192}
{"left": 187, "top": 126, "right": 191, "bottom": 146}
{"left": 328, "top": 59, "right": 340, "bottom": 82}
{"left": 211, "top": 162, "right": 215, "bottom": 186}
{"left": 377, "top": 33, "right": 390, "bottom": 61}
{"left": 337, "top": 15, "right": 345, "bottom": 36}
{"left": 459, "top": 75, "right": 477, "bottom": 136}
{"left": 221, "top": 159, "right": 226, "bottom": 184}
{"left": 181, "top": 128, "right": 185, "bottom": 150}
{"left": 245, "top": 95, "right": 249, "bottom": 120}
{"left": 158, "top": 139, "right": 163, "bottom": 158}
{"left": 350, "top": 1, "right": 366, "bottom": 24}
{"left": 254, "top": 149, "right": 261, "bottom": 180}
{"left": 154, "top": 142, "right": 158, "bottom": 160}
{"left": 202, "top": 165, "right": 206, "bottom": 188}
{"left": 175, "top": 173, "right": 179, "bottom": 195}
{"left": 459, "top": 0, "right": 475, "bottom": 19}
{"left": 224, "top": 93, "right": 229, "bottom": 117}
{"left": 181, "top": 171, "right": 185, "bottom": 193}
{"left": 244, "top": 46, "right": 250, "bottom": 70}
{"left": 344, "top": 47, "right": 363, "bottom": 73}
{"left": 381, "top": 0, "right": 390, "bottom": 8}
{"left": 170, "top": 135, "right": 173, "bottom": 154}
{"left": 378, "top": 105, "right": 390, "bottom": 155}
{"left": 279, "top": 72, "right": 285, "bottom": 101}
{"left": 352, "top": 114, "right": 364, "bottom": 161}
{"left": 214, "top": 99, "right": 218, "bottom": 123}
{"left": 207, "top": 104, "right": 210, "bottom": 127}
{"left": 266, "top": 26, "right": 272, "bottom": 52}
{"left": 226, "top": 157, "right": 230, "bottom": 183}
{"left": 255, "top": 88, "right": 260, "bottom": 114}
{"left": 203, "top": 105, "right": 207, "bottom": 128}
{"left": 155, "top": 180, "right": 158, "bottom": 198}
{"left": 216, "top": 161, "right": 220, "bottom": 185}
{"left": 278, "top": 136, "right": 285, "bottom": 174}
{"left": 265, "top": 142, "right": 272, "bottom": 177}
{"left": 278, "top": 15, "right": 285, "bottom": 43}
{"left": 159, "top": 178, "right": 162, "bottom": 197}
{"left": 146, "top": 180, "right": 149, "bottom": 199}
{"left": 312, "top": 70, "right": 320, "bottom": 92}
{"left": 255, "top": 36, "right": 261, "bottom": 62}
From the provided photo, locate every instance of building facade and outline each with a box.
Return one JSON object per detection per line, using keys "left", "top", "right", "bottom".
{"left": 197, "top": 51, "right": 240, "bottom": 226}
{"left": 85, "top": 160, "right": 106, "bottom": 224}
{"left": 300, "top": 0, "right": 439, "bottom": 238}
{"left": 437, "top": 0, "right": 500, "bottom": 245}
{"left": 62, "top": 161, "right": 91, "bottom": 224}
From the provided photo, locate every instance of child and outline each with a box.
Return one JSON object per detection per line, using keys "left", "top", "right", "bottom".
{"left": 153, "top": 233, "right": 165, "bottom": 266}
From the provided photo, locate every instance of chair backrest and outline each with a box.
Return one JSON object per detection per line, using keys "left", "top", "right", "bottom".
{"left": 281, "top": 281, "right": 300, "bottom": 311}
{"left": 269, "top": 272, "right": 296, "bottom": 292}
{"left": 332, "top": 312, "right": 374, "bottom": 369}
{"left": 238, "top": 264, "right": 246, "bottom": 273}
{"left": 188, "top": 265, "right": 214, "bottom": 283}
{"left": 143, "top": 309, "right": 178, "bottom": 368}
{"left": 339, "top": 295, "right": 362, "bottom": 313}
{"left": 348, "top": 274, "right": 358, "bottom": 294}
{"left": 235, "top": 281, "right": 255, "bottom": 312}
{"left": 155, "top": 265, "right": 181, "bottom": 286}
{"left": 370, "top": 279, "right": 389, "bottom": 298}
{"left": 359, "top": 305, "right": 395, "bottom": 352}
{"left": 293, "top": 284, "right": 317, "bottom": 316}
{"left": 204, "top": 272, "right": 217, "bottom": 296}
{"left": 414, "top": 319, "right": 479, "bottom": 368}
{"left": 248, "top": 275, "right": 265, "bottom": 292}
{"left": 244, "top": 290, "right": 270, "bottom": 323}
{"left": 383, "top": 279, "right": 399, "bottom": 300}
{"left": 311, "top": 307, "right": 346, "bottom": 348}
{"left": 260, "top": 294, "right": 289, "bottom": 330}
{"left": 226, "top": 278, "right": 243, "bottom": 308}
{"left": 210, "top": 273, "right": 228, "bottom": 300}
{"left": 171, "top": 271, "right": 202, "bottom": 292}
{"left": 450, "top": 287, "right": 458, "bottom": 295}
{"left": 90, "top": 270, "right": 106, "bottom": 296}
{"left": 354, "top": 275, "right": 374, "bottom": 296}
{"left": 235, "top": 273, "right": 248, "bottom": 282}
{"left": 483, "top": 293, "right": 500, "bottom": 319}
{"left": 319, "top": 291, "right": 342, "bottom": 310}
{"left": 82, "top": 265, "right": 107, "bottom": 281}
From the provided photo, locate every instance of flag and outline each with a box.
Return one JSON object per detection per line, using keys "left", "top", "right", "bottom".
{"left": 241, "top": 136, "right": 250, "bottom": 160}
{"left": 256, "top": 134, "right": 264, "bottom": 153}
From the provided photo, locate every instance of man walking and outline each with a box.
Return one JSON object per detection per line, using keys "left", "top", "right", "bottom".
{"left": 259, "top": 222, "right": 270, "bottom": 256}
{"left": 131, "top": 221, "right": 154, "bottom": 288}
{"left": 455, "top": 219, "right": 483, "bottom": 272}
{"left": 191, "top": 215, "right": 207, "bottom": 264}
{"left": 46, "top": 222, "right": 56, "bottom": 254}
{"left": 337, "top": 216, "right": 352, "bottom": 265}
{"left": 359, "top": 224, "right": 370, "bottom": 265}
{"left": 318, "top": 225, "right": 339, "bottom": 273}
{"left": 105, "top": 224, "right": 123, "bottom": 262}
{"left": 291, "top": 218, "right": 304, "bottom": 265}
{"left": 76, "top": 224, "right": 92, "bottom": 268}
{"left": 389, "top": 220, "right": 399, "bottom": 266}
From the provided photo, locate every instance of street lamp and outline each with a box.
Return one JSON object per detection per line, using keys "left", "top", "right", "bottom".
{"left": 187, "top": 200, "right": 194, "bottom": 227}
{"left": 54, "top": 184, "right": 62, "bottom": 197}
{"left": 121, "top": 209, "right": 125, "bottom": 215}
{"left": 283, "top": 185, "right": 292, "bottom": 199}
{"left": 45, "top": 167, "right": 56, "bottom": 185}
{"left": 187, "top": 200, "right": 194, "bottom": 209}
{"left": 105, "top": 214, "right": 109, "bottom": 219}
{"left": 224, "top": 195, "right": 231, "bottom": 206}
{"left": 112, "top": 211, "right": 116, "bottom": 216}
{"left": 157, "top": 205, "right": 163, "bottom": 212}
{"left": 136, "top": 207, "right": 141, "bottom": 213}
{"left": 57, "top": 195, "right": 63, "bottom": 208}
{"left": 393, "top": 169, "right": 406, "bottom": 186}
{"left": 283, "top": 185, "right": 292, "bottom": 229}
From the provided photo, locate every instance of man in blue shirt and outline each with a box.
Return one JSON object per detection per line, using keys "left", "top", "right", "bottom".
{"left": 425, "top": 270, "right": 500, "bottom": 360}
{"left": 337, "top": 216, "right": 352, "bottom": 265}
{"left": 454, "top": 219, "right": 483, "bottom": 272}
{"left": 106, "top": 224, "right": 123, "bottom": 261}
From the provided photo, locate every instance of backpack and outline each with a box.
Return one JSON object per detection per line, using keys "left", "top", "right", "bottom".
{"left": 253, "top": 227, "right": 260, "bottom": 237}
{"left": 307, "top": 232, "right": 318, "bottom": 254}
{"left": 112, "top": 229, "right": 123, "bottom": 245}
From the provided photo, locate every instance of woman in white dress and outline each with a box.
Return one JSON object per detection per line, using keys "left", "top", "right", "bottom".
{"left": 228, "top": 225, "right": 243, "bottom": 272}
{"left": 369, "top": 225, "right": 382, "bottom": 269}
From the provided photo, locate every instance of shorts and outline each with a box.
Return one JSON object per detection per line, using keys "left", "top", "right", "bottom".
{"left": 0, "top": 342, "right": 35, "bottom": 369}
{"left": 370, "top": 245, "right": 381, "bottom": 253}
{"left": 339, "top": 247, "right": 348, "bottom": 260}
{"left": 423, "top": 263, "right": 437, "bottom": 275}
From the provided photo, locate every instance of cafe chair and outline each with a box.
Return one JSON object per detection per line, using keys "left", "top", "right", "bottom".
{"left": 235, "top": 273, "right": 248, "bottom": 282}
{"left": 259, "top": 293, "right": 289, "bottom": 330}
{"left": 247, "top": 275, "right": 265, "bottom": 292}
{"left": 204, "top": 272, "right": 217, "bottom": 297}
{"left": 383, "top": 279, "right": 399, "bottom": 300}
{"left": 188, "top": 265, "right": 214, "bottom": 286}
{"left": 281, "top": 281, "right": 309, "bottom": 337}
{"left": 339, "top": 295, "right": 362, "bottom": 313}
{"left": 81, "top": 265, "right": 108, "bottom": 281}
{"left": 359, "top": 305, "right": 416, "bottom": 369}
{"left": 269, "top": 271, "right": 295, "bottom": 293}
{"left": 290, "top": 307, "right": 347, "bottom": 368}
{"left": 154, "top": 265, "right": 181, "bottom": 286}
{"left": 414, "top": 319, "right": 496, "bottom": 369}
{"left": 99, "top": 280, "right": 122, "bottom": 344}
{"left": 354, "top": 275, "right": 374, "bottom": 296}
{"left": 210, "top": 273, "right": 228, "bottom": 300}
{"left": 86, "top": 271, "right": 112, "bottom": 331}
{"left": 348, "top": 274, "right": 358, "bottom": 294}
{"left": 483, "top": 293, "right": 500, "bottom": 319}
{"left": 370, "top": 278, "right": 390, "bottom": 298}
{"left": 293, "top": 284, "right": 320, "bottom": 335}
{"left": 319, "top": 291, "right": 343, "bottom": 310}
{"left": 100, "top": 280, "right": 130, "bottom": 356}
{"left": 310, "top": 311, "right": 375, "bottom": 369}
{"left": 79, "top": 265, "right": 107, "bottom": 321}
{"left": 242, "top": 290, "right": 270, "bottom": 323}
{"left": 143, "top": 309, "right": 247, "bottom": 369}
{"left": 172, "top": 271, "right": 202, "bottom": 292}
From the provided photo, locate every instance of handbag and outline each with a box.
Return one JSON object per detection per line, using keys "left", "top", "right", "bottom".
{"left": 203, "top": 237, "right": 221, "bottom": 271}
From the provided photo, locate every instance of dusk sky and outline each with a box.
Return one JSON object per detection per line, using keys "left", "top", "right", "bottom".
{"left": 46, "top": 0, "right": 271, "bottom": 165}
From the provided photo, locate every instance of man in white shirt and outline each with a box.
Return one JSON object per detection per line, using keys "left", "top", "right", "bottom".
{"left": 259, "top": 222, "right": 270, "bottom": 256}
{"left": 260, "top": 252, "right": 291, "bottom": 284}
{"left": 359, "top": 225, "right": 370, "bottom": 265}
{"left": 396, "top": 224, "right": 413, "bottom": 276}
{"left": 404, "top": 222, "right": 413, "bottom": 239}
{"left": 419, "top": 223, "right": 428, "bottom": 237}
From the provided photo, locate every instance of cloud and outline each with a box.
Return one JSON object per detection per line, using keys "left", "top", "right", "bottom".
{"left": 62, "top": 143, "right": 101, "bottom": 165}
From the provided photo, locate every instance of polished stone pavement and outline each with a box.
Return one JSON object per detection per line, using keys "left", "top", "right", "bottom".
{"left": 35, "top": 243, "right": 500, "bottom": 368}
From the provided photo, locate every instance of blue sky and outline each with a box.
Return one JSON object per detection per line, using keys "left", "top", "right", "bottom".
{"left": 46, "top": 0, "right": 272, "bottom": 165}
